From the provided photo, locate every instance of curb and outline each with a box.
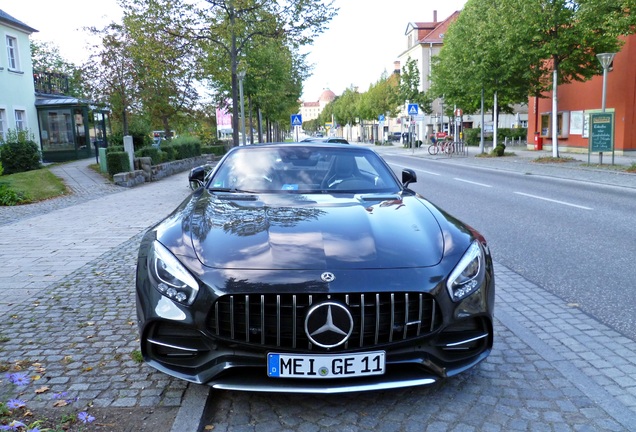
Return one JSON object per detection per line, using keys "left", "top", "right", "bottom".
{"left": 171, "top": 384, "right": 210, "bottom": 432}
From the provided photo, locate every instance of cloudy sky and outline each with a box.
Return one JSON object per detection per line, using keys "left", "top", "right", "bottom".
{"left": 2, "top": 0, "right": 467, "bottom": 101}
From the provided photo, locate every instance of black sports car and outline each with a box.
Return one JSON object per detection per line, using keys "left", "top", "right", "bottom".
{"left": 135, "top": 143, "right": 494, "bottom": 393}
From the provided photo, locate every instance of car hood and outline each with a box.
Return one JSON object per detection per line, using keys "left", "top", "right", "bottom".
{"left": 184, "top": 192, "right": 448, "bottom": 270}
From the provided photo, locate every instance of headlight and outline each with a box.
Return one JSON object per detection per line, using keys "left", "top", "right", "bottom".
{"left": 148, "top": 240, "right": 199, "bottom": 305}
{"left": 446, "top": 241, "right": 484, "bottom": 302}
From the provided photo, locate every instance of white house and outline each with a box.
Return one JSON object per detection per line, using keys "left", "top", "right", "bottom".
{"left": 0, "top": 9, "right": 39, "bottom": 146}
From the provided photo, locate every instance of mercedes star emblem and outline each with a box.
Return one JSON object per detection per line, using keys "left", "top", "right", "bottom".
{"left": 321, "top": 272, "right": 335, "bottom": 283}
{"left": 305, "top": 301, "right": 353, "bottom": 348}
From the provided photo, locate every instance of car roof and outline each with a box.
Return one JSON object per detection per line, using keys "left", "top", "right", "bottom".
{"left": 301, "top": 137, "right": 350, "bottom": 144}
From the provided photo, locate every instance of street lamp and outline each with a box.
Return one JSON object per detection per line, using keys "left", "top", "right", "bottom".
{"left": 237, "top": 70, "right": 247, "bottom": 146}
{"left": 596, "top": 52, "right": 615, "bottom": 165}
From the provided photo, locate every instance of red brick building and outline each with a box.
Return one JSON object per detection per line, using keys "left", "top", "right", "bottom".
{"left": 528, "top": 34, "right": 636, "bottom": 155}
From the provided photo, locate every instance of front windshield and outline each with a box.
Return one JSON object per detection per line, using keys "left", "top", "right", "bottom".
{"left": 208, "top": 146, "right": 400, "bottom": 193}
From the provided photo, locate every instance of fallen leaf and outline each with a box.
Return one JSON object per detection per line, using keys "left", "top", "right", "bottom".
{"left": 35, "top": 386, "right": 50, "bottom": 394}
{"left": 53, "top": 400, "right": 68, "bottom": 407}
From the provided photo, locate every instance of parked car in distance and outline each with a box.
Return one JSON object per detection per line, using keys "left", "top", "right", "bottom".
{"left": 136, "top": 143, "right": 495, "bottom": 393}
{"left": 388, "top": 132, "right": 402, "bottom": 142}
{"left": 301, "top": 136, "right": 350, "bottom": 144}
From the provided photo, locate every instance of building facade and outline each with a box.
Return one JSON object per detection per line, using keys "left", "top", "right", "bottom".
{"left": 299, "top": 88, "right": 336, "bottom": 123}
{"left": 528, "top": 34, "right": 636, "bottom": 155}
{"left": 0, "top": 10, "right": 39, "bottom": 144}
{"left": 1, "top": 9, "right": 111, "bottom": 163}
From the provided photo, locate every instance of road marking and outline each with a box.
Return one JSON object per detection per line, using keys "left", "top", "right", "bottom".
{"left": 514, "top": 192, "right": 593, "bottom": 210}
{"left": 419, "top": 169, "right": 441, "bottom": 176}
{"left": 453, "top": 178, "right": 492, "bottom": 188}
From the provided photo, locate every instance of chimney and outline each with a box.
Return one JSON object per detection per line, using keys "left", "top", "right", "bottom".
{"left": 393, "top": 61, "right": 401, "bottom": 75}
{"left": 433, "top": 10, "right": 437, "bottom": 23}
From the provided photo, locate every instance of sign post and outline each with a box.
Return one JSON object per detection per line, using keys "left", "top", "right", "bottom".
{"left": 407, "top": 104, "right": 418, "bottom": 151}
{"left": 588, "top": 112, "right": 614, "bottom": 165}
{"left": 291, "top": 114, "right": 302, "bottom": 142}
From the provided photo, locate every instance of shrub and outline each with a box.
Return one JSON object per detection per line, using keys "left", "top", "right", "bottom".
{"left": 160, "top": 144, "right": 176, "bottom": 162}
{"left": 201, "top": 145, "right": 226, "bottom": 157}
{"left": 0, "top": 130, "right": 41, "bottom": 175}
{"left": 106, "top": 151, "right": 131, "bottom": 176}
{"left": 0, "top": 183, "right": 29, "bottom": 205}
{"left": 492, "top": 143, "right": 506, "bottom": 157}
{"left": 0, "top": 161, "right": 3, "bottom": 176}
{"left": 135, "top": 147, "right": 161, "bottom": 164}
{"left": 106, "top": 145, "right": 125, "bottom": 154}
{"left": 171, "top": 135, "right": 202, "bottom": 160}
{"left": 463, "top": 128, "right": 481, "bottom": 146}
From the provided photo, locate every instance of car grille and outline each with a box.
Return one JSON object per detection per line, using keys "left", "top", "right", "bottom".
{"left": 206, "top": 292, "right": 442, "bottom": 351}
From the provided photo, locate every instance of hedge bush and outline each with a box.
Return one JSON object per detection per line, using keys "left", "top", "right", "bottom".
{"left": 106, "top": 145, "right": 125, "bottom": 154}
{"left": 0, "top": 130, "right": 42, "bottom": 175}
{"left": 135, "top": 147, "right": 161, "bottom": 165}
{"left": 201, "top": 145, "right": 226, "bottom": 157}
{"left": 106, "top": 151, "right": 131, "bottom": 176}
{"left": 492, "top": 143, "right": 506, "bottom": 157}
{"left": 160, "top": 145, "right": 176, "bottom": 163}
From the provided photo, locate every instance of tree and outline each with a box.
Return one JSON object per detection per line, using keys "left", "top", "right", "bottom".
{"left": 429, "top": 0, "right": 535, "bottom": 152}
{"left": 83, "top": 23, "right": 139, "bottom": 135}
{"left": 399, "top": 58, "right": 432, "bottom": 114}
{"left": 122, "top": 2, "right": 201, "bottom": 138}
{"left": 136, "top": 0, "right": 338, "bottom": 147}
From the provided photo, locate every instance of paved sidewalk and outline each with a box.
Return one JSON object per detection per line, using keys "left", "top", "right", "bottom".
{"left": 1, "top": 155, "right": 636, "bottom": 431}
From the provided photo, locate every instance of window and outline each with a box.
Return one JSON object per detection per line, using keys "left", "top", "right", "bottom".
{"left": 6, "top": 35, "right": 20, "bottom": 71}
{"left": 0, "top": 109, "right": 6, "bottom": 141}
{"left": 540, "top": 112, "right": 569, "bottom": 138}
{"left": 15, "top": 110, "right": 26, "bottom": 131}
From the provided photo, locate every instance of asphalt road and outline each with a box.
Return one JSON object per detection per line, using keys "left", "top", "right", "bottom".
{"left": 382, "top": 152, "right": 636, "bottom": 340}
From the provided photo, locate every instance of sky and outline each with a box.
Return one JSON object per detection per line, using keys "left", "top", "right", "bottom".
{"left": 1, "top": 0, "right": 467, "bottom": 101}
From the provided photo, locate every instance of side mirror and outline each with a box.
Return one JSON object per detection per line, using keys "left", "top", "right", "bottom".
{"left": 189, "top": 166, "right": 206, "bottom": 190}
{"left": 402, "top": 169, "right": 417, "bottom": 188}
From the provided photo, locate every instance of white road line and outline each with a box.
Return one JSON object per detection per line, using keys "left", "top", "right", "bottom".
{"left": 453, "top": 178, "right": 492, "bottom": 188}
{"left": 514, "top": 192, "right": 593, "bottom": 210}
{"left": 389, "top": 162, "right": 441, "bottom": 176}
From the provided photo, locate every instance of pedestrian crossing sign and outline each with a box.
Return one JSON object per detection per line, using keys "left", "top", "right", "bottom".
{"left": 408, "top": 104, "right": 419, "bottom": 115}
{"left": 291, "top": 114, "right": 302, "bottom": 126}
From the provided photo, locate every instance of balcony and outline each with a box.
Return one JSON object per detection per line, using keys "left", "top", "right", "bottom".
{"left": 33, "top": 70, "right": 69, "bottom": 96}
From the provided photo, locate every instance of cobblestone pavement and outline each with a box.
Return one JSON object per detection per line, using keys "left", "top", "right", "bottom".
{"left": 1, "top": 155, "right": 636, "bottom": 431}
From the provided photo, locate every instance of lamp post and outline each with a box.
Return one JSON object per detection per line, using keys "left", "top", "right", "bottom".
{"left": 237, "top": 70, "right": 247, "bottom": 146}
{"left": 596, "top": 53, "right": 615, "bottom": 165}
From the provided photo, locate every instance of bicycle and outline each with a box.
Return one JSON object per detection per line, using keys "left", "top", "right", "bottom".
{"left": 428, "top": 141, "right": 442, "bottom": 155}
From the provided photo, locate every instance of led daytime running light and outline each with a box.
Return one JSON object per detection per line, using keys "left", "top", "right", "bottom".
{"left": 149, "top": 241, "right": 199, "bottom": 305}
{"left": 447, "top": 242, "right": 483, "bottom": 302}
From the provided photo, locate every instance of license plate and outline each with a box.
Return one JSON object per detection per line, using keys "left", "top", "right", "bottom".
{"left": 267, "top": 351, "right": 385, "bottom": 379}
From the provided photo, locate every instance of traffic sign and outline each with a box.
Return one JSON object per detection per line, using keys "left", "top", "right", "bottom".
{"left": 378, "top": 114, "right": 385, "bottom": 122}
{"left": 291, "top": 114, "right": 302, "bottom": 126}
{"left": 407, "top": 104, "right": 419, "bottom": 115}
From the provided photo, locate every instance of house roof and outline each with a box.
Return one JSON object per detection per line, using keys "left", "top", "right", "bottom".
{"left": 405, "top": 11, "right": 460, "bottom": 45}
{"left": 0, "top": 9, "right": 38, "bottom": 33}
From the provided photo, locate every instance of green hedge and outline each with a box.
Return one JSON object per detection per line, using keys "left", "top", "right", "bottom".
{"left": 463, "top": 128, "right": 527, "bottom": 146}
{"left": 135, "top": 147, "right": 161, "bottom": 165}
{"left": 106, "top": 145, "right": 125, "bottom": 154}
{"left": 106, "top": 152, "right": 130, "bottom": 176}
{"left": 201, "top": 145, "right": 226, "bottom": 156}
